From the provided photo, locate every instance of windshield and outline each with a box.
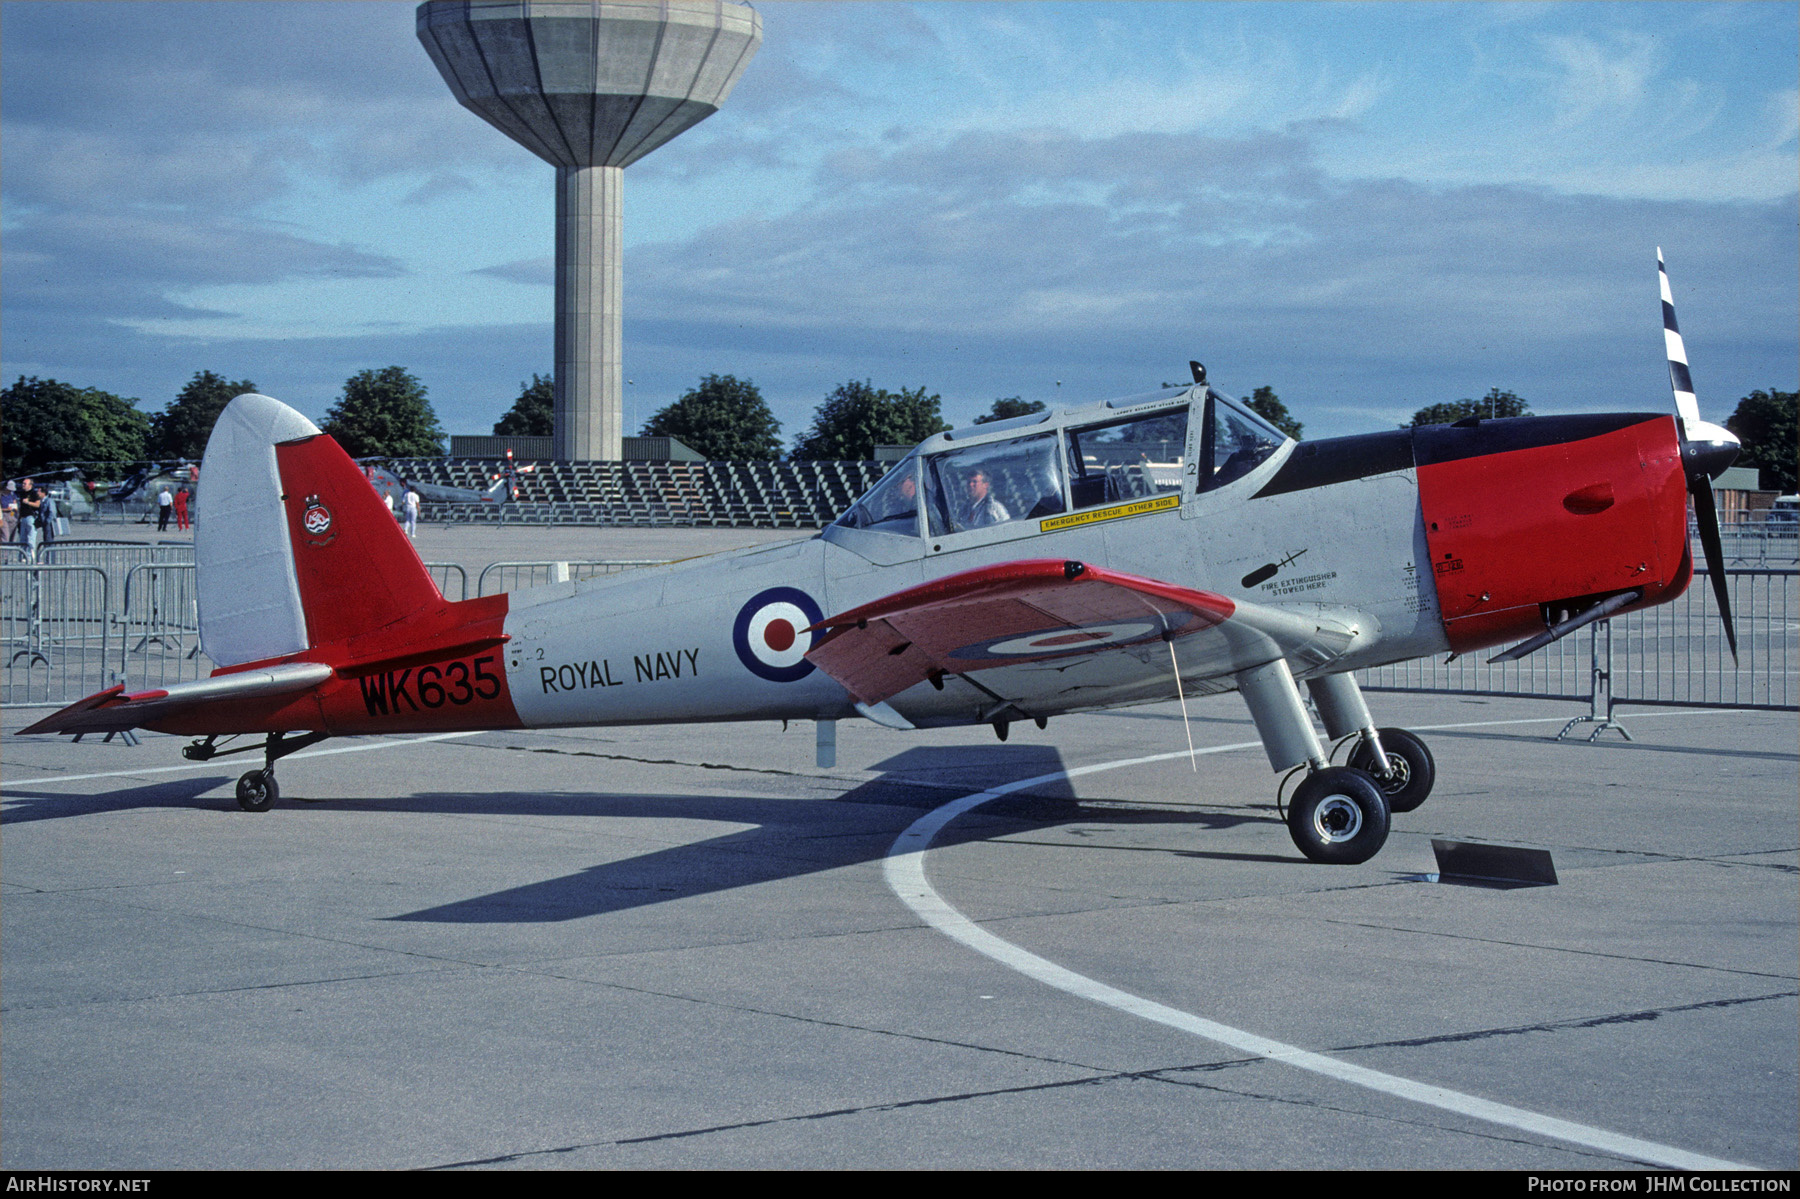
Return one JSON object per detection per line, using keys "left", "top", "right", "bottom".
{"left": 1203, "top": 391, "right": 1288, "bottom": 489}
{"left": 834, "top": 457, "right": 921, "bottom": 535}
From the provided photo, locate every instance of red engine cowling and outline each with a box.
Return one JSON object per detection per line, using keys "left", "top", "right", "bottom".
{"left": 1414, "top": 414, "right": 1691, "bottom": 654}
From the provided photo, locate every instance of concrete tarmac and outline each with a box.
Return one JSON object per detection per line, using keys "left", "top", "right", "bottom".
{"left": 3, "top": 524, "right": 1796, "bottom": 1170}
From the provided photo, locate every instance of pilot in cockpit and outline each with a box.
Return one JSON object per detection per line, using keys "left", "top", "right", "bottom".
{"left": 887, "top": 472, "right": 917, "bottom": 514}
{"left": 958, "top": 468, "right": 1011, "bottom": 530}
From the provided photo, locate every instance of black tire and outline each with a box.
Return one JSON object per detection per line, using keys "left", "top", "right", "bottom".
{"left": 236, "top": 770, "right": 278, "bottom": 812}
{"left": 1287, "top": 767, "right": 1390, "bottom": 864}
{"left": 1347, "top": 727, "right": 1435, "bottom": 814}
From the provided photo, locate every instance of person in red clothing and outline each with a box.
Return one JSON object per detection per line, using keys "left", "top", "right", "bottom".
{"left": 173, "top": 486, "right": 191, "bottom": 531}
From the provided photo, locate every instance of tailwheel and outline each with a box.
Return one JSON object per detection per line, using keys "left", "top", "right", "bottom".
{"left": 1287, "top": 767, "right": 1389, "bottom": 864}
{"left": 1347, "top": 727, "right": 1435, "bottom": 813}
{"left": 236, "top": 770, "right": 278, "bottom": 812}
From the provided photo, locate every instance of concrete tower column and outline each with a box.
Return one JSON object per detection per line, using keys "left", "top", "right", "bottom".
{"left": 556, "top": 164, "right": 624, "bottom": 461}
{"left": 417, "top": 0, "right": 761, "bottom": 462}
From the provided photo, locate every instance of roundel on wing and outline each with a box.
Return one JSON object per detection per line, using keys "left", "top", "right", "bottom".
{"left": 733, "top": 587, "right": 825, "bottom": 683}
{"left": 947, "top": 614, "right": 1198, "bottom": 663}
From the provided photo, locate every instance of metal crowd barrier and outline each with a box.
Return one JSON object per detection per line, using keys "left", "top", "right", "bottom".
{"left": 1360, "top": 626, "right": 1592, "bottom": 702}
{"left": 1361, "top": 567, "right": 1798, "bottom": 719}
{"left": 425, "top": 562, "right": 468, "bottom": 602}
{"left": 1694, "top": 518, "right": 1799, "bottom": 566}
{"left": 38, "top": 540, "right": 194, "bottom": 610}
{"left": 116, "top": 562, "right": 211, "bottom": 695}
{"left": 1608, "top": 568, "right": 1796, "bottom": 711}
{"left": 1, "top": 565, "right": 113, "bottom": 708}
{"left": 475, "top": 560, "right": 668, "bottom": 597}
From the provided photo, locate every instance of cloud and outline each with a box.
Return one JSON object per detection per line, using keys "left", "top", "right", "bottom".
{"left": 1764, "top": 87, "right": 1800, "bottom": 146}
{"left": 471, "top": 258, "right": 555, "bottom": 287}
{"left": 7, "top": 209, "right": 404, "bottom": 317}
{"left": 10, "top": 114, "right": 1791, "bottom": 437}
{"left": 3, "top": 2, "right": 1792, "bottom": 443}
{"left": 0, "top": 0, "right": 530, "bottom": 215}
{"left": 402, "top": 173, "right": 478, "bottom": 207}
{"left": 620, "top": 125, "right": 1795, "bottom": 430}
{"left": 1539, "top": 32, "right": 1658, "bottom": 127}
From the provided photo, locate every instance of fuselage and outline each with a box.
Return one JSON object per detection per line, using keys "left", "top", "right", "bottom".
{"left": 158, "top": 385, "right": 1692, "bottom": 739}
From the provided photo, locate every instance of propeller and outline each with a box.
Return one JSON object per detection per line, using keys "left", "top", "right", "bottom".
{"left": 1659, "top": 248, "right": 1739, "bottom": 660}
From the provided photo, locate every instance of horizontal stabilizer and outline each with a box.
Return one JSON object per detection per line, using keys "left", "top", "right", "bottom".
{"left": 18, "top": 662, "right": 333, "bottom": 737}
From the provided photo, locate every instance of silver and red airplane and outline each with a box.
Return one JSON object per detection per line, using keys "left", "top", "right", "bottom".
{"left": 21, "top": 253, "right": 1740, "bottom": 864}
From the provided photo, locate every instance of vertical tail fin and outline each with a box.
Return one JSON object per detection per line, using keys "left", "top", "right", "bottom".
{"left": 197, "top": 393, "right": 443, "bottom": 667}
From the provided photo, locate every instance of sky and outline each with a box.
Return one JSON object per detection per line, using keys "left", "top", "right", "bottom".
{"left": 3, "top": 1, "right": 1796, "bottom": 448}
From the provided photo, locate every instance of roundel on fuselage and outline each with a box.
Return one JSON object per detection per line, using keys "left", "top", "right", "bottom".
{"left": 733, "top": 587, "right": 824, "bottom": 683}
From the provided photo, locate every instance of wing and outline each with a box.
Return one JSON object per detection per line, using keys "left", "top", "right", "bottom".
{"left": 805, "top": 559, "right": 1371, "bottom": 714}
{"left": 18, "top": 662, "right": 333, "bottom": 736}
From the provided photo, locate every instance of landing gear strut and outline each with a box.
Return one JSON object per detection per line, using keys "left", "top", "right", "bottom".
{"left": 1234, "top": 664, "right": 1434, "bottom": 865}
{"left": 183, "top": 731, "right": 329, "bottom": 812}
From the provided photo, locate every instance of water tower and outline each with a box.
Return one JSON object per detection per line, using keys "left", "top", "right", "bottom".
{"left": 417, "top": 0, "right": 762, "bottom": 461}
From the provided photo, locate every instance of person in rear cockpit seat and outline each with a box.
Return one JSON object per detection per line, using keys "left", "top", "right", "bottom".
{"left": 958, "top": 468, "right": 1010, "bottom": 529}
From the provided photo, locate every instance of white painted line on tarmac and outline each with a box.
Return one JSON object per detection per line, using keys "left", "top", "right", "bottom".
{"left": 7, "top": 731, "right": 484, "bottom": 786}
{"left": 883, "top": 731, "right": 1754, "bottom": 1171}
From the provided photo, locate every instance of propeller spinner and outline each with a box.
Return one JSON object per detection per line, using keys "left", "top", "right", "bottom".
{"left": 1659, "top": 248, "right": 1740, "bottom": 659}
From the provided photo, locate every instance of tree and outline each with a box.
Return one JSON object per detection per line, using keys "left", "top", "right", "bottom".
{"left": 1246, "top": 385, "right": 1303, "bottom": 440}
{"left": 1726, "top": 388, "right": 1797, "bottom": 493}
{"left": 150, "top": 370, "right": 258, "bottom": 460}
{"left": 793, "top": 380, "right": 950, "bottom": 460}
{"left": 321, "top": 367, "right": 445, "bottom": 458}
{"left": 493, "top": 373, "right": 554, "bottom": 437}
{"left": 2, "top": 377, "right": 150, "bottom": 477}
{"left": 1408, "top": 388, "right": 1531, "bottom": 427}
{"left": 640, "top": 374, "right": 782, "bottom": 460}
{"left": 973, "top": 396, "right": 1047, "bottom": 425}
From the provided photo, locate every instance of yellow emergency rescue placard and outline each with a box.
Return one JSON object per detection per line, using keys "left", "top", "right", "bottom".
{"left": 1039, "top": 492, "right": 1180, "bottom": 533}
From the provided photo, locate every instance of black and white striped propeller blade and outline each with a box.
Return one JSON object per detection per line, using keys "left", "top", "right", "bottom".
{"left": 1659, "top": 248, "right": 1739, "bottom": 659}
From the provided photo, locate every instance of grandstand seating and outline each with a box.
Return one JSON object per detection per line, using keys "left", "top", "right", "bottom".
{"left": 384, "top": 458, "right": 893, "bottom": 528}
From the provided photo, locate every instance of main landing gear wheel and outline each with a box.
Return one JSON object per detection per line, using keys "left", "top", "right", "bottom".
{"left": 236, "top": 770, "right": 278, "bottom": 812}
{"left": 1347, "top": 727, "right": 1435, "bottom": 814}
{"left": 1287, "top": 767, "right": 1390, "bottom": 865}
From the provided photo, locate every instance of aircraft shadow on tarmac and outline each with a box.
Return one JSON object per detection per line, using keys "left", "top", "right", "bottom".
{"left": 0, "top": 775, "right": 235, "bottom": 823}
{"left": 381, "top": 745, "right": 1279, "bottom": 923}
{"left": 2, "top": 746, "right": 1284, "bottom": 923}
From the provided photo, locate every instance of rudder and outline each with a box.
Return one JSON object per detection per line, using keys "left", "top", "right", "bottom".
{"left": 196, "top": 393, "right": 442, "bottom": 665}
{"left": 276, "top": 434, "right": 443, "bottom": 649}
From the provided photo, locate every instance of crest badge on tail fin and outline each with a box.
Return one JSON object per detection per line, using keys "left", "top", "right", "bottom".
{"left": 301, "top": 497, "right": 333, "bottom": 540}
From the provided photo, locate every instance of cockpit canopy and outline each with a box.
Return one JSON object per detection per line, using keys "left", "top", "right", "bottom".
{"left": 833, "top": 385, "right": 1289, "bottom": 539}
